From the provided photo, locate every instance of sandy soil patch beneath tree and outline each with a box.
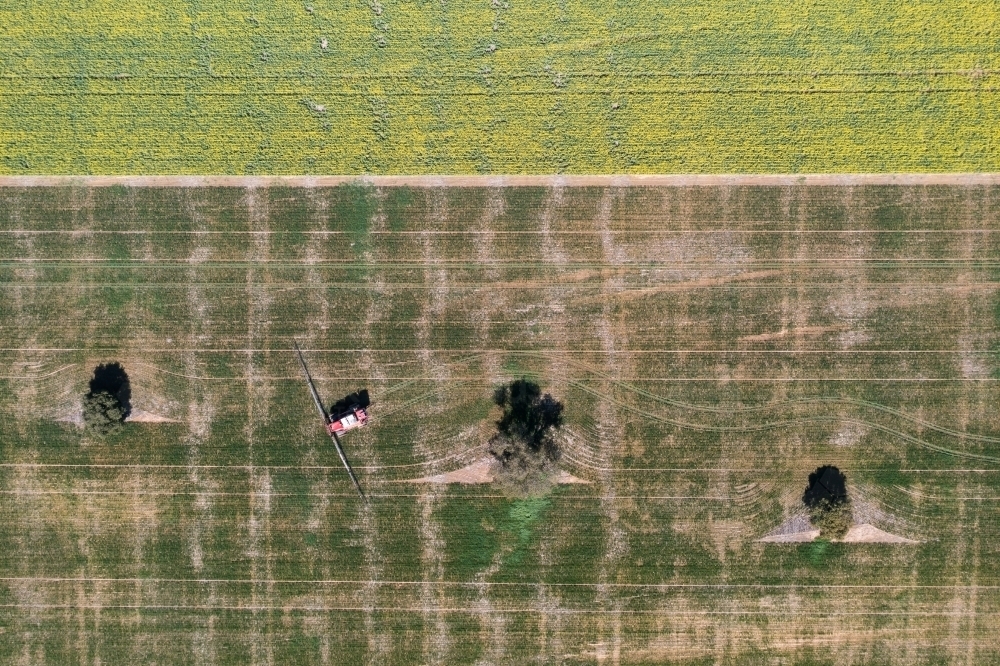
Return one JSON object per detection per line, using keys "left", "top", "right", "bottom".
{"left": 126, "top": 409, "right": 181, "bottom": 424}
{"left": 839, "top": 524, "right": 920, "bottom": 544}
{"left": 405, "top": 458, "right": 590, "bottom": 485}
{"left": 759, "top": 517, "right": 919, "bottom": 544}
{"left": 56, "top": 409, "right": 179, "bottom": 426}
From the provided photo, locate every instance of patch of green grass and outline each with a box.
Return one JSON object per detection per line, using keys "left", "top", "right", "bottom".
{"left": 384, "top": 186, "right": 416, "bottom": 233}
{"left": 503, "top": 496, "right": 551, "bottom": 567}
{"left": 329, "top": 183, "right": 376, "bottom": 255}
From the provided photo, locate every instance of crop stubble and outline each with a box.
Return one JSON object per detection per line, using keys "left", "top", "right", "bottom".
{"left": 0, "top": 182, "right": 1000, "bottom": 662}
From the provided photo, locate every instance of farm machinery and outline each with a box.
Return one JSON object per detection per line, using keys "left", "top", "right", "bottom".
{"left": 293, "top": 340, "right": 367, "bottom": 500}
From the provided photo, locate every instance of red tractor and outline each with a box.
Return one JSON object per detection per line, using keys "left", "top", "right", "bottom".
{"left": 328, "top": 406, "right": 369, "bottom": 436}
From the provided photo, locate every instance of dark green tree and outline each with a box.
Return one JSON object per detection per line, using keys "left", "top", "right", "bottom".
{"left": 488, "top": 379, "right": 564, "bottom": 495}
{"left": 89, "top": 362, "right": 131, "bottom": 415}
{"left": 82, "top": 390, "right": 126, "bottom": 436}
{"left": 803, "top": 466, "right": 852, "bottom": 539}
{"left": 82, "top": 362, "right": 131, "bottom": 436}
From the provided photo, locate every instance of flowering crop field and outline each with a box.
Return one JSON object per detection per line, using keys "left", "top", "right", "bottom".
{"left": 1, "top": 181, "right": 1000, "bottom": 663}
{"left": 1, "top": 1, "right": 999, "bottom": 174}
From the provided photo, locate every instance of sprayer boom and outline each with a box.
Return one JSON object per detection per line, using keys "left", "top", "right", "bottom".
{"left": 293, "top": 340, "right": 366, "bottom": 501}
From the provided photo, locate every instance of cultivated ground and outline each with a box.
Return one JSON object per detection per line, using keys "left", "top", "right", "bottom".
{"left": 1, "top": 1, "right": 999, "bottom": 174}
{"left": 1, "top": 181, "right": 1000, "bottom": 663}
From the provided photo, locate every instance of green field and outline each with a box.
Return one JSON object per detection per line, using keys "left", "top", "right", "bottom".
{"left": 2, "top": 182, "right": 1000, "bottom": 663}
{"left": 1, "top": 1, "right": 1000, "bottom": 174}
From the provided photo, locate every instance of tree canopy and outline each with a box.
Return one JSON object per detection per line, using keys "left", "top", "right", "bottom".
{"left": 82, "top": 363, "right": 131, "bottom": 436}
{"left": 82, "top": 390, "right": 126, "bottom": 436}
{"left": 492, "top": 379, "right": 563, "bottom": 455}
{"left": 803, "top": 465, "right": 852, "bottom": 539}
{"left": 89, "top": 362, "right": 132, "bottom": 417}
{"left": 488, "top": 379, "right": 564, "bottom": 496}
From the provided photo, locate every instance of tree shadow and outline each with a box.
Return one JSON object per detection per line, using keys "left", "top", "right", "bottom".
{"left": 330, "top": 389, "right": 370, "bottom": 419}
{"left": 493, "top": 378, "right": 563, "bottom": 454}
{"left": 803, "top": 465, "right": 848, "bottom": 507}
{"left": 89, "top": 362, "right": 132, "bottom": 418}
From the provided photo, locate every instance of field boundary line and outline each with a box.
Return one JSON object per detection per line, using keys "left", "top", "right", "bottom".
{"left": 1, "top": 174, "right": 1000, "bottom": 188}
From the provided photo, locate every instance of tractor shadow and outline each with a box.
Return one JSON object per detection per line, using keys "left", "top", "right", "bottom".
{"left": 329, "top": 389, "right": 369, "bottom": 418}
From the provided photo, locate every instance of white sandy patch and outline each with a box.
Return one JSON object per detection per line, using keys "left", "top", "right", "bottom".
{"left": 760, "top": 522, "right": 919, "bottom": 544}
{"left": 831, "top": 421, "right": 867, "bottom": 447}
{"left": 759, "top": 529, "right": 821, "bottom": 543}
{"left": 739, "top": 325, "right": 843, "bottom": 343}
{"left": 957, "top": 334, "right": 989, "bottom": 379}
{"left": 758, "top": 514, "right": 819, "bottom": 542}
{"left": 840, "top": 524, "right": 920, "bottom": 544}
{"left": 553, "top": 470, "right": 590, "bottom": 484}
{"left": 126, "top": 409, "right": 181, "bottom": 423}
{"left": 828, "top": 286, "right": 872, "bottom": 349}
{"left": 580, "top": 269, "right": 784, "bottom": 306}
{"left": 405, "top": 458, "right": 590, "bottom": 485}
{"left": 837, "top": 330, "right": 872, "bottom": 348}
{"left": 56, "top": 407, "right": 179, "bottom": 425}
{"left": 959, "top": 353, "right": 988, "bottom": 380}
{"left": 409, "top": 459, "right": 494, "bottom": 484}
{"left": 55, "top": 409, "right": 83, "bottom": 427}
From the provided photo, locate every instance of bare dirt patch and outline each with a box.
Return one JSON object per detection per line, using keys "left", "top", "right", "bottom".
{"left": 759, "top": 529, "right": 821, "bottom": 543}
{"left": 840, "top": 524, "right": 920, "bottom": 544}
{"left": 553, "top": 470, "right": 590, "bottom": 485}
{"left": 408, "top": 459, "right": 494, "bottom": 484}
{"left": 55, "top": 409, "right": 83, "bottom": 427}
{"left": 405, "top": 458, "right": 590, "bottom": 485}
{"left": 758, "top": 514, "right": 815, "bottom": 542}
{"left": 759, "top": 517, "right": 920, "bottom": 544}
{"left": 578, "top": 269, "right": 785, "bottom": 306}
{"left": 126, "top": 409, "right": 181, "bottom": 424}
{"left": 738, "top": 325, "right": 844, "bottom": 343}
{"left": 56, "top": 407, "right": 179, "bottom": 425}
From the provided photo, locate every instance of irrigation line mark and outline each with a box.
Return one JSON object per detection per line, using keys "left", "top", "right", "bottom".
{"left": 0, "top": 463, "right": 995, "bottom": 474}
{"left": 3, "top": 258, "right": 1000, "bottom": 265}
{"left": 0, "top": 490, "right": 732, "bottom": 500}
{"left": 0, "top": 68, "right": 994, "bottom": 79}
{"left": 2, "top": 284, "right": 999, "bottom": 292}
{"left": 5, "top": 86, "right": 999, "bottom": 96}
{"left": 5, "top": 347, "right": 1000, "bottom": 355}
{"left": 4, "top": 229, "right": 1000, "bottom": 235}
{"left": 0, "top": 363, "right": 77, "bottom": 379}
{"left": 2, "top": 577, "right": 997, "bottom": 589}
{"left": 0, "top": 603, "right": 996, "bottom": 617}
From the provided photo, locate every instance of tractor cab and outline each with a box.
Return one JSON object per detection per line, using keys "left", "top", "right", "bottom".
{"left": 328, "top": 406, "right": 369, "bottom": 436}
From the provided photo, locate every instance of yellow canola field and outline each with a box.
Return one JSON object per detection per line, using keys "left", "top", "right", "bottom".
{"left": 1, "top": 0, "right": 998, "bottom": 174}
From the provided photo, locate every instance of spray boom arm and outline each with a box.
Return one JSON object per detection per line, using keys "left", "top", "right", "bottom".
{"left": 293, "top": 340, "right": 366, "bottom": 501}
